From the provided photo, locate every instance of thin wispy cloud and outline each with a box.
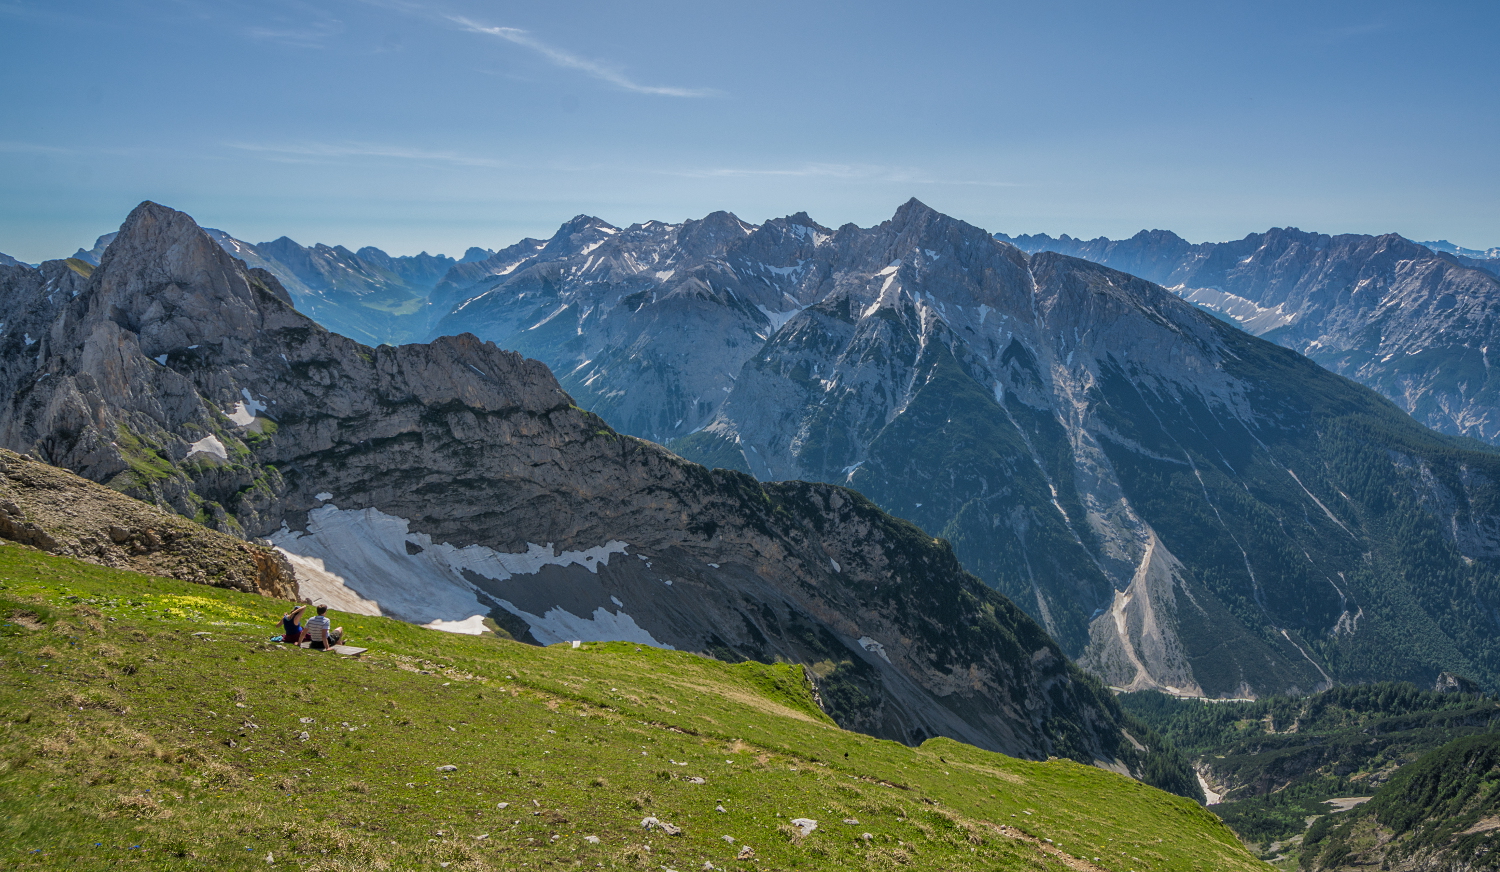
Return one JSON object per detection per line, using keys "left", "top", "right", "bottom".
{"left": 660, "top": 163, "right": 1018, "bottom": 188}
{"left": 447, "top": 15, "right": 718, "bottom": 98}
{"left": 227, "top": 141, "right": 512, "bottom": 168}
{"left": 0, "top": 140, "right": 137, "bottom": 157}
{"left": 0, "top": 141, "right": 79, "bottom": 155}
{"left": 245, "top": 18, "right": 344, "bottom": 49}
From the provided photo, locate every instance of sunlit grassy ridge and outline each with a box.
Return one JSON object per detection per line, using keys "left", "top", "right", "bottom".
{"left": 0, "top": 542, "right": 1266, "bottom": 871}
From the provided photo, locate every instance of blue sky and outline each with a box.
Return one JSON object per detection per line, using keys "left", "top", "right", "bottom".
{"left": 1, "top": 0, "right": 1497, "bottom": 262}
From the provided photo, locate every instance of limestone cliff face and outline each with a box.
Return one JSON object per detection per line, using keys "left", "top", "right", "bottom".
{"left": 0, "top": 201, "right": 1147, "bottom": 768}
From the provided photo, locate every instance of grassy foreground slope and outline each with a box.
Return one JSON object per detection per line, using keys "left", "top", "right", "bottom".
{"left": 0, "top": 544, "right": 1264, "bottom": 872}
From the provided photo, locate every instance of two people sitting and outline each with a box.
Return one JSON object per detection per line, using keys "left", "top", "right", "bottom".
{"left": 280, "top": 603, "right": 346, "bottom": 650}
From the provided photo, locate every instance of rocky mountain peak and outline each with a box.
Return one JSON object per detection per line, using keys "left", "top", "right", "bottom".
{"left": 1131, "top": 229, "right": 1188, "bottom": 244}
{"left": 536, "top": 215, "right": 618, "bottom": 260}
{"left": 81, "top": 201, "right": 297, "bottom": 355}
{"left": 747, "top": 212, "right": 830, "bottom": 248}
{"left": 889, "top": 196, "right": 939, "bottom": 225}
{"left": 784, "top": 210, "right": 823, "bottom": 229}
{"left": 673, "top": 210, "right": 752, "bottom": 260}
{"left": 884, "top": 198, "right": 1009, "bottom": 266}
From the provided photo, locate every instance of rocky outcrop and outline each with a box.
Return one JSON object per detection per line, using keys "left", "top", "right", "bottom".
{"left": 0, "top": 200, "right": 1160, "bottom": 771}
{"left": 0, "top": 448, "right": 296, "bottom": 598}
{"left": 998, "top": 227, "right": 1500, "bottom": 446}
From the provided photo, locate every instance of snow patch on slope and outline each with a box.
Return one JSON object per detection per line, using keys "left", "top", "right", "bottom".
{"left": 1172, "top": 285, "right": 1295, "bottom": 335}
{"left": 226, "top": 388, "right": 267, "bottom": 427}
{"left": 186, "top": 434, "right": 228, "bottom": 461}
{"left": 271, "top": 504, "right": 666, "bottom": 645}
{"left": 756, "top": 304, "right": 806, "bottom": 333}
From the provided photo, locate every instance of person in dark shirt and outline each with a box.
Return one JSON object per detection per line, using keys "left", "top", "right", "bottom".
{"left": 280, "top": 604, "right": 306, "bottom": 645}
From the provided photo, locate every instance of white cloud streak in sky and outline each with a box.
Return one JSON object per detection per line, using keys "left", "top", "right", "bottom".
{"left": 447, "top": 16, "right": 718, "bottom": 98}
{"left": 227, "top": 141, "right": 510, "bottom": 167}
{"left": 244, "top": 19, "right": 344, "bottom": 49}
{"left": 659, "top": 163, "right": 1018, "bottom": 188}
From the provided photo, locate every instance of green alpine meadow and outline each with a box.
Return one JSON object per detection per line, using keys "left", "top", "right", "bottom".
{"left": 0, "top": 543, "right": 1263, "bottom": 871}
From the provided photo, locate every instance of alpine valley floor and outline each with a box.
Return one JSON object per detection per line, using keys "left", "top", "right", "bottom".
{"left": 0, "top": 541, "right": 1265, "bottom": 872}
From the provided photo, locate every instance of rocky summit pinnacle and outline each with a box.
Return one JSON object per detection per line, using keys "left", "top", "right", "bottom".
{"left": 0, "top": 201, "right": 1182, "bottom": 782}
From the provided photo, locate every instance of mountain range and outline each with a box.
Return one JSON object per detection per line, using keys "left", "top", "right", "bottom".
{"left": 1420, "top": 238, "right": 1500, "bottom": 260}
{"left": 996, "top": 228, "right": 1500, "bottom": 444}
{"left": 377, "top": 200, "right": 1500, "bottom": 702}
{"left": 9, "top": 201, "right": 1500, "bottom": 710}
{"left": 52, "top": 217, "right": 1500, "bottom": 452}
{"left": 0, "top": 200, "right": 1187, "bottom": 779}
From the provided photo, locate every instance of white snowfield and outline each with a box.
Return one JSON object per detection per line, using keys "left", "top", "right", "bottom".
{"left": 755, "top": 303, "right": 806, "bottom": 334}
{"left": 186, "top": 434, "right": 228, "bottom": 461}
{"left": 226, "top": 388, "right": 267, "bottom": 427}
{"left": 271, "top": 504, "right": 669, "bottom": 647}
{"left": 856, "top": 636, "right": 889, "bottom": 663}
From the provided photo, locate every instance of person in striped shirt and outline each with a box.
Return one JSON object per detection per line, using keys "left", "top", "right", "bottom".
{"left": 304, "top": 604, "right": 345, "bottom": 651}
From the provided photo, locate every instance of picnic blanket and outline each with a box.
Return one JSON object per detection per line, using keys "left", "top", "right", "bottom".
{"left": 297, "top": 641, "right": 368, "bottom": 655}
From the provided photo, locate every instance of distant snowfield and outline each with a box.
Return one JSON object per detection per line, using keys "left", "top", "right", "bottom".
{"left": 226, "top": 388, "right": 267, "bottom": 427}
{"left": 186, "top": 434, "right": 228, "bottom": 461}
{"left": 271, "top": 504, "right": 668, "bottom": 646}
{"left": 1171, "top": 285, "right": 1294, "bottom": 335}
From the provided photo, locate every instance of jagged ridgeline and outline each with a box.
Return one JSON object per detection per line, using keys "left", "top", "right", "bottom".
{"left": 0, "top": 201, "right": 1196, "bottom": 789}
{"left": 412, "top": 199, "right": 1500, "bottom": 700}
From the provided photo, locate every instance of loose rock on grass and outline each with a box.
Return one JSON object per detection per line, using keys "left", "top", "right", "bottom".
{"left": 640, "top": 816, "right": 683, "bottom": 836}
